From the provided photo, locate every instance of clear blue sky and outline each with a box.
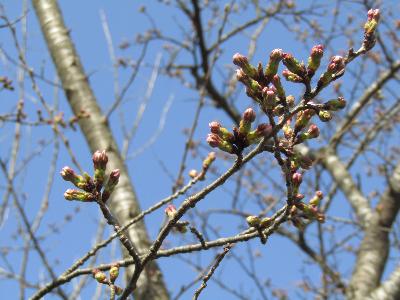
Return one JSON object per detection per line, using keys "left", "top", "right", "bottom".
{"left": 0, "top": 1, "right": 396, "bottom": 299}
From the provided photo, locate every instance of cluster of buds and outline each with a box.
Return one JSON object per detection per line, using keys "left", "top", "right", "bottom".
{"left": 92, "top": 265, "right": 122, "bottom": 296}
{"left": 231, "top": 47, "right": 346, "bottom": 121}
{"left": 165, "top": 204, "right": 187, "bottom": 233}
{"left": 363, "top": 9, "right": 380, "bottom": 51}
{"left": 290, "top": 190, "right": 325, "bottom": 228}
{"left": 207, "top": 108, "right": 272, "bottom": 155}
{"left": 36, "top": 108, "right": 90, "bottom": 130}
{"left": 60, "top": 150, "right": 120, "bottom": 203}
{"left": 0, "top": 76, "right": 14, "bottom": 91}
{"left": 246, "top": 215, "right": 273, "bottom": 230}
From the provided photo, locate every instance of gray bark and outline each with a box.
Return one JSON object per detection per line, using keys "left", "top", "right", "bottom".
{"left": 347, "top": 163, "right": 400, "bottom": 299}
{"left": 31, "top": 1, "right": 169, "bottom": 299}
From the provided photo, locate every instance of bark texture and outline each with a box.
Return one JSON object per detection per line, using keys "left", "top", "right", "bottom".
{"left": 31, "top": 1, "right": 169, "bottom": 299}
{"left": 347, "top": 163, "right": 400, "bottom": 299}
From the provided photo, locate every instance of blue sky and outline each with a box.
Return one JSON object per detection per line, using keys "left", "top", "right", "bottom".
{"left": 1, "top": 1, "right": 398, "bottom": 299}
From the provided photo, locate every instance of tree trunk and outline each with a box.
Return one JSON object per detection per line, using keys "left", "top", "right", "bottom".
{"left": 32, "top": 1, "right": 169, "bottom": 299}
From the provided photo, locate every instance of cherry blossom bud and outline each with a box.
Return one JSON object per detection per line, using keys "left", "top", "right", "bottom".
{"left": 324, "top": 97, "right": 346, "bottom": 111}
{"left": 246, "top": 215, "right": 260, "bottom": 227}
{"left": 60, "top": 166, "right": 82, "bottom": 186}
{"left": 282, "top": 69, "right": 303, "bottom": 83}
{"left": 233, "top": 53, "right": 257, "bottom": 78}
{"left": 101, "top": 169, "right": 120, "bottom": 202}
{"left": 307, "top": 44, "right": 324, "bottom": 77}
{"left": 207, "top": 134, "right": 234, "bottom": 153}
{"left": 318, "top": 110, "right": 332, "bottom": 122}
{"left": 209, "top": 121, "right": 221, "bottom": 134}
{"left": 262, "top": 86, "right": 276, "bottom": 109}
{"left": 309, "top": 190, "right": 324, "bottom": 206}
{"left": 165, "top": 204, "right": 177, "bottom": 219}
{"left": 243, "top": 108, "right": 256, "bottom": 123}
{"left": 108, "top": 169, "right": 120, "bottom": 188}
{"left": 247, "top": 124, "right": 272, "bottom": 144}
{"left": 110, "top": 264, "right": 120, "bottom": 283}
{"left": 317, "top": 56, "right": 345, "bottom": 89}
{"left": 307, "top": 124, "right": 320, "bottom": 138}
{"left": 282, "top": 53, "right": 306, "bottom": 76}
{"left": 364, "top": 9, "right": 380, "bottom": 34}
{"left": 292, "top": 172, "right": 303, "bottom": 186}
{"left": 295, "top": 109, "right": 315, "bottom": 132}
{"left": 265, "top": 49, "right": 283, "bottom": 78}
{"left": 327, "top": 56, "right": 345, "bottom": 73}
{"left": 92, "top": 150, "right": 108, "bottom": 171}
{"left": 271, "top": 75, "right": 286, "bottom": 99}
{"left": 92, "top": 269, "right": 108, "bottom": 284}
{"left": 236, "top": 68, "right": 247, "bottom": 82}
{"left": 64, "top": 189, "right": 95, "bottom": 202}
{"left": 240, "top": 108, "right": 256, "bottom": 135}
{"left": 207, "top": 133, "right": 221, "bottom": 148}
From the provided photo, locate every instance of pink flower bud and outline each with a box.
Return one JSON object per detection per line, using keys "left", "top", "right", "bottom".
{"left": 307, "top": 45, "right": 324, "bottom": 76}
{"left": 165, "top": 204, "right": 177, "bottom": 219}
{"left": 243, "top": 108, "right": 256, "bottom": 123}
{"left": 282, "top": 69, "right": 303, "bottom": 83}
{"left": 207, "top": 133, "right": 221, "bottom": 148}
{"left": 270, "top": 48, "right": 283, "bottom": 60}
{"left": 232, "top": 53, "right": 249, "bottom": 68}
{"left": 271, "top": 74, "right": 286, "bottom": 99}
{"left": 236, "top": 69, "right": 248, "bottom": 83}
{"left": 307, "top": 124, "right": 320, "bottom": 138}
{"left": 262, "top": 86, "right": 276, "bottom": 109}
{"left": 327, "top": 56, "right": 345, "bottom": 73}
{"left": 292, "top": 172, "right": 302, "bottom": 186}
{"left": 367, "top": 9, "right": 380, "bottom": 22}
{"left": 233, "top": 53, "right": 257, "bottom": 78}
{"left": 92, "top": 150, "right": 108, "bottom": 171}
{"left": 265, "top": 49, "right": 283, "bottom": 78}
{"left": 60, "top": 166, "right": 77, "bottom": 182}
{"left": 109, "top": 169, "right": 120, "bottom": 183}
{"left": 209, "top": 121, "right": 221, "bottom": 134}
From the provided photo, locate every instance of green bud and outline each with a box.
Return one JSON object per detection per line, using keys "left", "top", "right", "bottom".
{"left": 64, "top": 189, "right": 95, "bottom": 202}
{"left": 282, "top": 53, "right": 306, "bottom": 77}
{"left": 265, "top": 49, "right": 283, "bottom": 78}
{"left": 324, "top": 97, "right": 346, "bottom": 111}
{"left": 110, "top": 264, "right": 120, "bottom": 283}
{"left": 318, "top": 110, "right": 332, "bottom": 122}
{"left": 246, "top": 215, "right": 260, "bottom": 227}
